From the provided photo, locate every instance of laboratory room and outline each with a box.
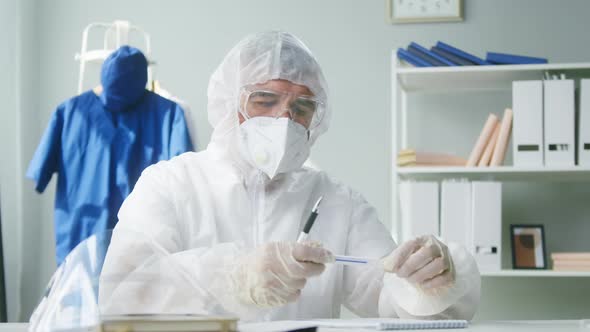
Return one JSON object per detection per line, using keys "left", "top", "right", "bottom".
{"left": 1, "top": 0, "right": 590, "bottom": 331}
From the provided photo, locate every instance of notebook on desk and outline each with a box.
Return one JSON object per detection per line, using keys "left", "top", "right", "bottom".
{"left": 313, "top": 318, "right": 468, "bottom": 330}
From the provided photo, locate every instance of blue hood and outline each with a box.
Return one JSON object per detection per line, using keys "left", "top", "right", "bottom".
{"left": 100, "top": 46, "right": 148, "bottom": 112}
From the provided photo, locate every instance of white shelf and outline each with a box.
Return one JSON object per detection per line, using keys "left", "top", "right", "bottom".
{"left": 391, "top": 57, "right": 590, "bottom": 280}
{"left": 396, "top": 166, "right": 590, "bottom": 182}
{"left": 482, "top": 270, "right": 590, "bottom": 277}
{"left": 395, "top": 62, "right": 590, "bottom": 92}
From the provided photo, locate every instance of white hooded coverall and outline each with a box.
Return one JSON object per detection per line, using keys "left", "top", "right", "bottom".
{"left": 98, "top": 31, "right": 480, "bottom": 321}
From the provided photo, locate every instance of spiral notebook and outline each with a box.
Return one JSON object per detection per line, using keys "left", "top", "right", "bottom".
{"left": 313, "top": 318, "right": 468, "bottom": 330}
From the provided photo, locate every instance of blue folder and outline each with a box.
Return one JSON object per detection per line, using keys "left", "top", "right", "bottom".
{"left": 397, "top": 48, "right": 432, "bottom": 67}
{"left": 436, "top": 41, "right": 491, "bottom": 65}
{"left": 408, "top": 42, "right": 456, "bottom": 66}
{"left": 431, "top": 46, "right": 476, "bottom": 66}
{"left": 486, "top": 52, "right": 548, "bottom": 64}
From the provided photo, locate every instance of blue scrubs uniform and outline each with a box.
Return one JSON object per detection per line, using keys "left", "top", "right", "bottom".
{"left": 27, "top": 46, "right": 193, "bottom": 265}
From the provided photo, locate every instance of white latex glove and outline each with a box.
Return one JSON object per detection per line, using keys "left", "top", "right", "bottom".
{"left": 382, "top": 235, "right": 454, "bottom": 290}
{"left": 231, "top": 242, "right": 334, "bottom": 307}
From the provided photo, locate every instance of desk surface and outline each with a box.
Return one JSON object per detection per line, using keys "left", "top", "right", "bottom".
{"left": 240, "top": 320, "right": 589, "bottom": 332}
{"left": 3, "top": 320, "right": 589, "bottom": 332}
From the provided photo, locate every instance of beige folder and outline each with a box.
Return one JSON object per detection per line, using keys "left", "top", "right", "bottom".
{"left": 490, "top": 108, "right": 513, "bottom": 166}
{"left": 478, "top": 123, "right": 500, "bottom": 167}
{"left": 467, "top": 114, "right": 499, "bottom": 167}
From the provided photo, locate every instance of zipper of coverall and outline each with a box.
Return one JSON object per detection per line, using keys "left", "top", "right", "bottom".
{"left": 252, "top": 170, "right": 266, "bottom": 247}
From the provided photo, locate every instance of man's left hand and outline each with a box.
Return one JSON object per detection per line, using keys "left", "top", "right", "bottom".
{"left": 382, "top": 235, "right": 455, "bottom": 290}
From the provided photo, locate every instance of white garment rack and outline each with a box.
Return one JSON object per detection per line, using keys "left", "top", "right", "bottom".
{"left": 75, "top": 20, "right": 156, "bottom": 94}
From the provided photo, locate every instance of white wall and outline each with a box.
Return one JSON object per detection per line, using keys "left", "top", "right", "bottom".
{"left": 17, "top": 0, "right": 44, "bottom": 323}
{"left": 0, "top": 0, "right": 42, "bottom": 322}
{"left": 0, "top": 0, "right": 22, "bottom": 322}
{"left": 3, "top": 0, "right": 590, "bottom": 321}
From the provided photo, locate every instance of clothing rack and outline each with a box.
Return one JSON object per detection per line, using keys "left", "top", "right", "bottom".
{"left": 75, "top": 20, "right": 157, "bottom": 94}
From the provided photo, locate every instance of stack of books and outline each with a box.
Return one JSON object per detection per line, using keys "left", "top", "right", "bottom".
{"left": 551, "top": 252, "right": 590, "bottom": 271}
{"left": 397, "top": 41, "right": 548, "bottom": 67}
{"left": 397, "top": 149, "right": 467, "bottom": 167}
{"left": 467, "top": 108, "right": 513, "bottom": 167}
{"left": 397, "top": 108, "right": 512, "bottom": 168}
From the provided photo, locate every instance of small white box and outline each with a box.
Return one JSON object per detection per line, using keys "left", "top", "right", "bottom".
{"left": 441, "top": 180, "right": 472, "bottom": 249}
{"left": 579, "top": 79, "right": 590, "bottom": 165}
{"left": 544, "top": 79, "right": 575, "bottom": 166}
{"left": 512, "top": 80, "right": 544, "bottom": 166}
{"left": 471, "top": 181, "right": 501, "bottom": 272}
{"left": 398, "top": 181, "right": 439, "bottom": 243}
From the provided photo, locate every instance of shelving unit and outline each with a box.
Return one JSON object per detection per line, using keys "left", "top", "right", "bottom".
{"left": 481, "top": 270, "right": 590, "bottom": 278}
{"left": 391, "top": 55, "right": 590, "bottom": 278}
{"left": 397, "top": 166, "right": 590, "bottom": 182}
{"left": 396, "top": 62, "right": 590, "bottom": 92}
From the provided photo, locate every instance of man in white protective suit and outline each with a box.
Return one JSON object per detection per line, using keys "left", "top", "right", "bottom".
{"left": 99, "top": 31, "right": 481, "bottom": 321}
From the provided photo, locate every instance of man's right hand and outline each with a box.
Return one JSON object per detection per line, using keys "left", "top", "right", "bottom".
{"left": 232, "top": 242, "right": 334, "bottom": 307}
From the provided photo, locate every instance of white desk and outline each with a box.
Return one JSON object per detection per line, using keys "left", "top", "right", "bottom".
{"left": 2, "top": 320, "right": 588, "bottom": 331}
{"left": 240, "top": 320, "right": 589, "bottom": 332}
{"left": 0, "top": 323, "right": 27, "bottom": 332}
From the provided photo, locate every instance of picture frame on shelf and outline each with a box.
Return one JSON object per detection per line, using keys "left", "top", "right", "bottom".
{"left": 387, "top": 0, "right": 464, "bottom": 24}
{"left": 510, "top": 224, "right": 547, "bottom": 269}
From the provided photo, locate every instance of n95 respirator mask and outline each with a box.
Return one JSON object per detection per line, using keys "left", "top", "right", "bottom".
{"left": 237, "top": 117, "right": 310, "bottom": 179}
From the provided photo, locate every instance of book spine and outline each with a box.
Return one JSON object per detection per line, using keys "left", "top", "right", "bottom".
{"left": 553, "top": 265, "right": 590, "bottom": 271}
{"left": 551, "top": 253, "right": 590, "bottom": 260}
{"left": 486, "top": 52, "right": 548, "bottom": 64}
{"left": 397, "top": 48, "right": 432, "bottom": 67}
{"left": 553, "top": 261, "right": 590, "bottom": 266}
{"left": 431, "top": 46, "right": 474, "bottom": 66}
{"left": 436, "top": 41, "right": 491, "bottom": 65}
{"left": 409, "top": 42, "right": 456, "bottom": 66}
{"left": 490, "top": 108, "right": 513, "bottom": 166}
{"left": 467, "top": 114, "right": 499, "bottom": 167}
{"left": 408, "top": 45, "right": 443, "bottom": 66}
{"left": 478, "top": 123, "right": 500, "bottom": 167}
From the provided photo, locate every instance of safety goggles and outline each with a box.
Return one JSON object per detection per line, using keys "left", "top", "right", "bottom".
{"left": 240, "top": 87, "right": 325, "bottom": 129}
